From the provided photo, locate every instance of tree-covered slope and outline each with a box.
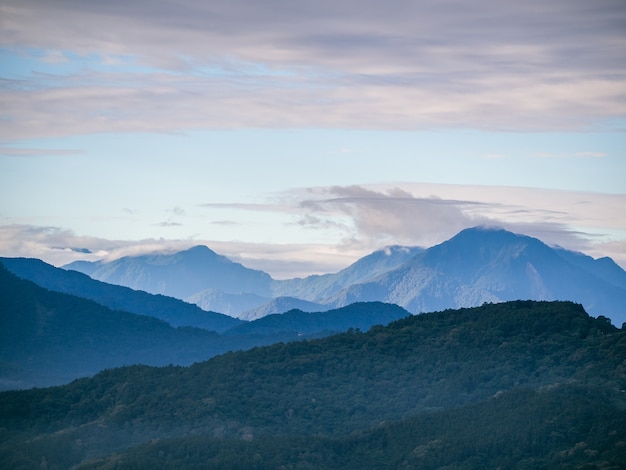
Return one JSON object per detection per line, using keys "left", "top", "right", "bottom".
{"left": 0, "top": 265, "right": 410, "bottom": 390}
{"left": 1, "top": 300, "right": 623, "bottom": 468}
{"left": 0, "top": 257, "right": 241, "bottom": 332}
{"left": 0, "top": 265, "right": 233, "bottom": 389}
{"left": 79, "top": 385, "right": 626, "bottom": 470}
{"left": 225, "top": 302, "right": 409, "bottom": 336}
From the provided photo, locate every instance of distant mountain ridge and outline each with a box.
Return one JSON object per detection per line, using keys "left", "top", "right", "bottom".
{"left": 0, "top": 257, "right": 241, "bottom": 332}
{"left": 226, "top": 302, "right": 408, "bottom": 336}
{"left": 237, "top": 296, "right": 330, "bottom": 321}
{"left": 0, "top": 263, "right": 410, "bottom": 389}
{"left": 64, "top": 245, "right": 273, "bottom": 299}
{"left": 64, "top": 244, "right": 423, "bottom": 317}
{"left": 270, "top": 245, "right": 424, "bottom": 301}
{"left": 0, "top": 264, "right": 227, "bottom": 389}
{"left": 322, "top": 228, "right": 626, "bottom": 325}
{"left": 62, "top": 227, "right": 626, "bottom": 326}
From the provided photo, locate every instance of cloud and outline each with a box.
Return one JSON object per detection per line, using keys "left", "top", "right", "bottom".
{"left": 289, "top": 184, "right": 626, "bottom": 265}
{"left": 574, "top": 151, "right": 607, "bottom": 158}
{"left": 155, "top": 221, "right": 182, "bottom": 227}
{"left": 169, "top": 206, "right": 186, "bottom": 216}
{"left": 0, "top": 224, "right": 354, "bottom": 278}
{"left": 534, "top": 151, "right": 610, "bottom": 159}
{"left": 0, "top": 147, "right": 84, "bottom": 157}
{"left": 210, "top": 220, "right": 239, "bottom": 226}
{"left": 1, "top": 0, "right": 625, "bottom": 138}
{"left": 297, "top": 185, "right": 491, "bottom": 250}
{"left": 480, "top": 153, "right": 510, "bottom": 159}
{"left": 1, "top": 183, "right": 625, "bottom": 277}
{"left": 0, "top": 224, "right": 193, "bottom": 266}
{"left": 40, "top": 50, "right": 69, "bottom": 64}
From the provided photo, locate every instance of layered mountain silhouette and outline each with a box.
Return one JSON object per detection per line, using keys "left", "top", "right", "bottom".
{"left": 63, "top": 227, "right": 626, "bottom": 325}
{"left": 0, "top": 264, "right": 226, "bottom": 389}
{"left": 270, "top": 244, "right": 424, "bottom": 301}
{"left": 0, "top": 263, "right": 409, "bottom": 389}
{"left": 237, "top": 296, "right": 329, "bottom": 321}
{"left": 0, "top": 257, "right": 241, "bottom": 332}
{"left": 322, "top": 228, "right": 626, "bottom": 325}
{"left": 65, "top": 244, "right": 422, "bottom": 317}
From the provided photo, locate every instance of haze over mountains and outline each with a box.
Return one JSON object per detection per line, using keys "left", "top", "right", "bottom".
{"left": 2, "top": 227, "right": 625, "bottom": 467}
{"left": 0, "top": 264, "right": 410, "bottom": 389}
{"left": 3, "top": 225, "right": 625, "bottom": 390}
{"left": 64, "top": 227, "right": 626, "bottom": 326}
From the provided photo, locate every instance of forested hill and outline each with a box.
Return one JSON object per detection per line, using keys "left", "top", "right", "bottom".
{"left": 1, "top": 300, "right": 624, "bottom": 469}
{"left": 0, "top": 257, "right": 241, "bottom": 332}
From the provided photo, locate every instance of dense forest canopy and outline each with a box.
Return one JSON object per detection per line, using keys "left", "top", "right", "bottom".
{"left": 1, "top": 300, "right": 625, "bottom": 468}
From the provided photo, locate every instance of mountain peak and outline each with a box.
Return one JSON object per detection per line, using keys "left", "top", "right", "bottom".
{"left": 183, "top": 245, "right": 218, "bottom": 255}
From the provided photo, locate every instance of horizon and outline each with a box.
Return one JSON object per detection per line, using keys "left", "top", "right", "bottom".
{"left": 1, "top": 0, "right": 625, "bottom": 278}
{"left": 44, "top": 225, "right": 626, "bottom": 281}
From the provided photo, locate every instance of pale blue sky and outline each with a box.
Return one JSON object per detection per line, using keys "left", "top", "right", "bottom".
{"left": 1, "top": 0, "right": 625, "bottom": 277}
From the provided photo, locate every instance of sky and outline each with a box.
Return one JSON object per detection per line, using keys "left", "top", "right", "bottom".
{"left": 1, "top": 0, "right": 625, "bottom": 279}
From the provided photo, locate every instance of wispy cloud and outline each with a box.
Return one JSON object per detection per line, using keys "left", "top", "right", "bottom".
{"left": 574, "top": 151, "right": 607, "bottom": 158}
{"left": 155, "top": 221, "right": 182, "bottom": 228}
{"left": 0, "top": 147, "right": 84, "bottom": 157}
{"left": 2, "top": 183, "right": 625, "bottom": 276}
{"left": 1, "top": 0, "right": 625, "bottom": 139}
{"left": 0, "top": 224, "right": 356, "bottom": 278}
{"left": 480, "top": 153, "right": 510, "bottom": 159}
{"left": 534, "top": 151, "right": 609, "bottom": 159}
{"left": 168, "top": 206, "right": 186, "bottom": 216}
{"left": 296, "top": 186, "right": 490, "bottom": 250}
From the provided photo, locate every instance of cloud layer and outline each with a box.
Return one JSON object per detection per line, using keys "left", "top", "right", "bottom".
{"left": 3, "top": 184, "right": 624, "bottom": 277}
{"left": 2, "top": 0, "right": 625, "bottom": 138}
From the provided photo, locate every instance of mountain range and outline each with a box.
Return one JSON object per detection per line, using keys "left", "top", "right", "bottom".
{"left": 0, "top": 264, "right": 409, "bottom": 389}
{"left": 3, "top": 225, "right": 625, "bottom": 389}
{"left": 0, "top": 257, "right": 241, "bottom": 332}
{"left": 2, "top": 227, "right": 625, "bottom": 467}
{"left": 64, "top": 227, "right": 626, "bottom": 326}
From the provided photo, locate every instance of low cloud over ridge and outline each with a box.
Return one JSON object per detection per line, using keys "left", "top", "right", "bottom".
{"left": 2, "top": 184, "right": 624, "bottom": 278}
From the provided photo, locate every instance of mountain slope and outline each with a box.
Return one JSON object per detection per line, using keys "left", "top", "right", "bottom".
{"left": 0, "top": 263, "right": 414, "bottom": 390}
{"left": 65, "top": 244, "right": 422, "bottom": 317}
{"left": 1, "top": 301, "right": 623, "bottom": 468}
{"left": 59, "top": 229, "right": 626, "bottom": 325}
{"left": 80, "top": 385, "right": 626, "bottom": 470}
{"left": 185, "top": 288, "right": 270, "bottom": 317}
{"left": 64, "top": 245, "right": 273, "bottom": 299}
{"left": 554, "top": 247, "right": 626, "bottom": 291}
{"left": 237, "top": 296, "right": 330, "bottom": 321}
{"left": 324, "top": 227, "right": 626, "bottom": 325}
{"left": 0, "top": 257, "right": 241, "bottom": 332}
{"left": 0, "top": 265, "right": 232, "bottom": 390}
{"left": 226, "top": 302, "right": 409, "bottom": 336}
{"left": 271, "top": 245, "right": 423, "bottom": 301}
